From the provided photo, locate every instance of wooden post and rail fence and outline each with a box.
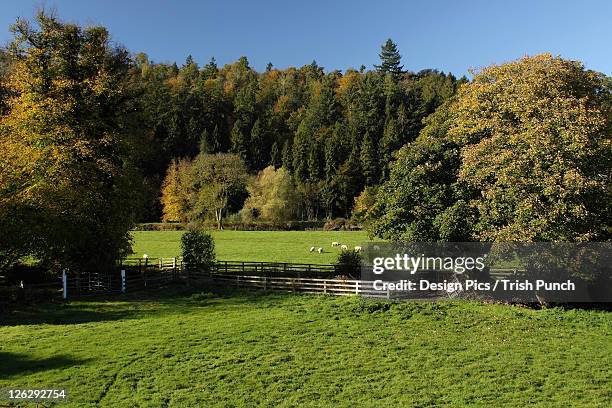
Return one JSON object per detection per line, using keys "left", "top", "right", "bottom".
{"left": 2, "top": 257, "right": 524, "bottom": 302}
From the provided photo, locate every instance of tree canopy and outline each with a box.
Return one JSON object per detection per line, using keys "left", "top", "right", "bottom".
{"left": 0, "top": 11, "right": 142, "bottom": 272}
{"left": 452, "top": 54, "right": 611, "bottom": 242}
{"left": 369, "top": 54, "right": 611, "bottom": 243}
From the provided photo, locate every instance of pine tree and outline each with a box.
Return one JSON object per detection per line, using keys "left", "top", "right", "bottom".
{"left": 281, "top": 140, "right": 293, "bottom": 172}
{"left": 230, "top": 119, "right": 249, "bottom": 165}
{"left": 375, "top": 39, "right": 404, "bottom": 79}
{"left": 199, "top": 129, "right": 211, "bottom": 153}
{"left": 292, "top": 135, "right": 309, "bottom": 182}
{"left": 380, "top": 118, "right": 401, "bottom": 180}
{"left": 360, "top": 133, "right": 379, "bottom": 186}
{"left": 270, "top": 141, "right": 281, "bottom": 168}
{"left": 250, "top": 119, "right": 268, "bottom": 170}
{"left": 202, "top": 57, "right": 218, "bottom": 79}
{"left": 307, "top": 143, "right": 322, "bottom": 181}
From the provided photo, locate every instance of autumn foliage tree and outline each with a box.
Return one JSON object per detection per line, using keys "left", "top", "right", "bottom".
{"left": 452, "top": 54, "right": 611, "bottom": 242}
{"left": 0, "top": 12, "right": 142, "bottom": 272}
{"left": 241, "top": 166, "right": 298, "bottom": 223}
{"left": 160, "top": 158, "right": 191, "bottom": 222}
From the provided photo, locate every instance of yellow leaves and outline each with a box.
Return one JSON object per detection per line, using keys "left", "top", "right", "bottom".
{"left": 335, "top": 70, "right": 360, "bottom": 98}
{"left": 450, "top": 54, "right": 611, "bottom": 241}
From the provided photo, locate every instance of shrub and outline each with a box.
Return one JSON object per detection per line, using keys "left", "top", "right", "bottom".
{"left": 181, "top": 229, "right": 216, "bottom": 272}
{"left": 335, "top": 249, "right": 362, "bottom": 278}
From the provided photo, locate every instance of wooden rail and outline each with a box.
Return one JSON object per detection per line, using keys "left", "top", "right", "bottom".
{"left": 206, "top": 273, "right": 392, "bottom": 298}
{"left": 210, "top": 260, "right": 348, "bottom": 279}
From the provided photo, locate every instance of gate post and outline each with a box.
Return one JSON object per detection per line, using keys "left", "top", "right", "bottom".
{"left": 121, "top": 270, "right": 126, "bottom": 293}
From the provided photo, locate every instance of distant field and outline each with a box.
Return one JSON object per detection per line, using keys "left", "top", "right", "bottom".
{"left": 131, "top": 230, "right": 374, "bottom": 264}
{"left": 1, "top": 289, "right": 610, "bottom": 407}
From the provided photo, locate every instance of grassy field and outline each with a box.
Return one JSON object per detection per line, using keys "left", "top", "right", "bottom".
{"left": 0, "top": 288, "right": 610, "bottom": 407}
{"left": 131, "top": 230, "right": 373, "bottom": 264}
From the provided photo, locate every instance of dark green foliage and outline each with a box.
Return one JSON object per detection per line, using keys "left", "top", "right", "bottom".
{"left": 181, "top": 229, "right": 216, "bottom": 271}
{"left": 134, "top": 51, "right": 459, "bottom": 221}
{"left": 2, "top": 13, "right": 460, "bottom": 226}
{"left": 335, "top": 249, "right": 362, "bottom": 277}
{"left": 360, "top": 133, "right": 379, "bottom": 185}
{"left": 375, "top": 39, "right": 404, "bottom": 79}
{"left": 368, "top": 100, "right": 476, "bottom": 241}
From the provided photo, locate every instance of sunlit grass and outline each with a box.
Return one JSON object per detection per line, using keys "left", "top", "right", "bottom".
{"left": 131, "top": 230, "right": 375, "bottom": 264}
{"left": 1, "top": 288, "right": 610, "bottom": 407}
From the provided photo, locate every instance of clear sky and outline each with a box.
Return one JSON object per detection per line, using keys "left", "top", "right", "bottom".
{"left": 0, "top": 0, "right": 610, "bottom": 76}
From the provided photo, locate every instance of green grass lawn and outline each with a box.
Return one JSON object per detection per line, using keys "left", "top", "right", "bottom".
{"left": 131, "top": 230, "right": 373, "bottom": 264}
{"left": 1, "top": 288, "right": 610, "bottom": 407}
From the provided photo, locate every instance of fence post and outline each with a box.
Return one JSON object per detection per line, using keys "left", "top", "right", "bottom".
{"left": 62, "top": 269, "right": 67, "bottom": 300}
{"left": 144, "top": 257, "right": 148, "bottom": 287}
{"left": 324, "top": 280, "right": 327, "bottom": 294}
{"left": 121, "top": 270, "right": 126, "bottom": 293}
{"left": 355, "top": 280, "right": 359, "bottom": 295}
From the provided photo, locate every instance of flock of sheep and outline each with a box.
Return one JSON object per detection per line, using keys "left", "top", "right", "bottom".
{"left": 309, "top": 242, "right": 362, "bottom": 254}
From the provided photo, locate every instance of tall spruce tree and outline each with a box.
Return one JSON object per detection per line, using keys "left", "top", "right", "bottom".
{"left": 375, "top": 39, "right": 404, "bottom": 79}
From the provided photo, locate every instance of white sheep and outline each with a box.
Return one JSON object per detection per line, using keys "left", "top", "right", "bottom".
{"left": 340, "top": 244, "right": 348, "bottom": 250}
{"left": 309, "top": 246, "right": 315, "bottom": 252}
{"left": 317, "top": 247, "right": 324, "bottom": 253}
{"left": 354, "top": 246, "right": 362, "bottom": 252}
{"left": 331, "top": 241, "right": 340, "bottom": 247}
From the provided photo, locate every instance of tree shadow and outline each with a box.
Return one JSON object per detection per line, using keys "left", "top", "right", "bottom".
{"left": 0, "top": 352, "right": 86, "bottom": 379}
{"left": 0, "top": 303, "right": 142, "bottom": 327}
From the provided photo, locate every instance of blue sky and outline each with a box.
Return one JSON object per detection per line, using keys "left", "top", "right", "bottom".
{"left": 0, "top": 0, "right": 610, "bottom": 76}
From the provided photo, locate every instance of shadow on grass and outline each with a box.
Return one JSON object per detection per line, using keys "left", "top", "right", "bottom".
{"left": 0, "top": 284, "right": 286, "bottom": 327}
{"left": 0, "top": 303, "right": 144, "bottom": 327}
{"left": 0, "top": 352, "right": 86, "bottom": 379}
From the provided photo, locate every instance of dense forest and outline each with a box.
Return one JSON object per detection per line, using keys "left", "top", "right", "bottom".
{"left": 136, "top": 41, "right": 464, "bottom": 223}
{"left": 0, "top": 12, "right": 610, "bottom": 274}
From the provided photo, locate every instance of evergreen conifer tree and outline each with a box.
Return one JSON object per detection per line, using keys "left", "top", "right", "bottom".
{"left": 375, "top": 38, "right": 404, "bottom": 79}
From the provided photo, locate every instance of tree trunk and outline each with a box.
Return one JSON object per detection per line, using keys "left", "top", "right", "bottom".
{"left": 216, "top": 208, "right": 223, "bottom": 230}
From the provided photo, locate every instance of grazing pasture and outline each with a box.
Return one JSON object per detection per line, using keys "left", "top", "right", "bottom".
{"left": 0, "top": 289, "right": 610, "bottom": 407}
{"left": 131, "top": 230, "right": 373, "bottom": 264}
